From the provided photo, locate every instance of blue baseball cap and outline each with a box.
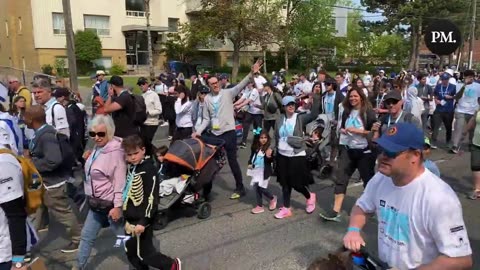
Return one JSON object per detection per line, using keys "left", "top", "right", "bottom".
{"left": 440, "top": 73, "right": 450, "bottom": 80}
{"left": 374, "top": 123, "right": 424, "bottom": 154}
{"left": 282, "top": 95, "right": 296, "bottom": 106}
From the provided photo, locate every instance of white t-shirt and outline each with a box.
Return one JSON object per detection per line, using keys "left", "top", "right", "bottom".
{"left": 254, "top": 75, "right": 267, "bottom": 90}
{"left": 246, "top": 88, "right": 263, "bottom": 115}
{"left": 44, "top": 98, "right": 70, "bottom": 137}
{"left": 0, "top": 151, "right": 23, "bottom": 204}
{"left": 363, "top": 75, "right": 372, "bottom": 86}
{"left": 0, "top": 207, "right": 10, "bottom": 263}
{"left": 339, "top": 109, "right": 368, "bottom": 149}
{"left": 455, "top": 82, "right": 480, "bottom": 115}
{"left": 278, "top": 113, "right": 306, "bottom": 157}
{"left": 356, "top": 170, "right": 472, "bottom": 270}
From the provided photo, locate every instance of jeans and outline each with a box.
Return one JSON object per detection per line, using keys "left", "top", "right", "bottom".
{"left": 141, "top": 125, "right": 158, "bottom": 156}
{"left": 204, "top": 130, "right": 244, "bottom": 191}
{"left": 432, "top": 111, "right": 454, "bottom": 144}
{"left": 254, "top": 183, "right": 274, "bottom": 206}
{"left": 125, "top": 225, "right": 174, "bottom": 270}
{"left": 241, "top": 112, "right": 263, "bottom": 144}
{"left": 77, "top": 209, "right": 124, "bottom": 269}
{"left": 452, "top": 112, "right": 474, "bottom": 148}
{"left": 335, "top": 146, "right": 376, "bottom": 194}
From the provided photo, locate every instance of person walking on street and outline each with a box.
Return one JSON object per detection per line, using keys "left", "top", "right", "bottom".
{"left": 25, "top": 105, "right": 81, "bottom": 253}
{"left": 138, "top": 77, "right": 162, "bottom": 156}
{"left": 343, "top": 123, "right": 472, "bottom": 270}
{"left": 431, "top": 73, "right": 457, "bottom": 149}
{"left": 193, "top": 60, "right": 264, "bottom": 200}
{"left": 7, "top": 76, "right": 32, "bottom": 110}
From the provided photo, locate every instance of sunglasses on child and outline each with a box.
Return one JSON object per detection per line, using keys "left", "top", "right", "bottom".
{"left": 89, "top": 131, "right": 106, "bottom": 138}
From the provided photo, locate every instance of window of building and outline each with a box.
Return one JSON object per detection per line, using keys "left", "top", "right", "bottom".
{"left": 126, "top": 0, "right": 145, "bottom": 11}
{"left": 52, "top": 13, "right": 66, "bottom": 35}
{"left": 5, "top": 20, "right": 9, "bottom": 37}
{"left": 18, "top": 17, "right": 22, "bottom": 35}
{"left": 84, "top": 15, "right": 110, "bottom": 36}
{"left": 168, "top": 18, "right": 179, "bottom": 32}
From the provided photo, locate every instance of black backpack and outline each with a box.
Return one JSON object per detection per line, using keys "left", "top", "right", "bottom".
{"left": 131, "top": 94, "right": 147, "bottom": 126}
{"left": 56, "top": 132, "right": 75, "bottom": 176}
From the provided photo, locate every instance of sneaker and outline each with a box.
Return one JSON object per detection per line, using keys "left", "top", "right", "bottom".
{"left": 168, "top": 136, "right": 173, "bottom": 141}
{"left": 60, "top": 242, "right": 79, "bottom": 253}
{"left": 251, "top": 206, "right": 265, "bottom": 214}
{"left": 468, "top": 190, "right": 480, "bottom": 200}
{"left": 24, "top": 252, "right": 32, "bottom": 263}
{"left": 230, "top": 188, "right": 246, "bottom": 200}
{"left": 450, "top": 146, "right": 460, "bottom": 154}
{"left": 161, "top": 121, "right": 169, "bottom": 127}
{"left": 239, "top": 142, "right": 247, "bottom": 149}
{"left": 171, "top": 258, "right": 182, "bottom": 270}
{"left": 274, "top": 207, "right": 292, "bottom": 219}
{"left": 430, "top": 144, "right": 438, "bottom": 149}
{"left": 306, "top": 193, "right": 316, "bottom": 214}
{"left": 269, "top": 196, "right": 277, "bottom": 211}
{"left": 319, "top": 209, "right": 341, "bottom": 222}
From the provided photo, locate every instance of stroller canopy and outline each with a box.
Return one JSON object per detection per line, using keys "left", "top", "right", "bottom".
{"left": 164, "top": 138, "right": 217, "bottom": 171}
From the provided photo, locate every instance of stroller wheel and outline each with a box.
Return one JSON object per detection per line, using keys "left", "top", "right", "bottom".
{"left": 319, "top": 164, "right": 333, "bottom": 179}
{"left": 197, "top": 202, "right": 212, "bottom": 219}
{"left": 153, "top": 212, "right": 169, "bottom": 231}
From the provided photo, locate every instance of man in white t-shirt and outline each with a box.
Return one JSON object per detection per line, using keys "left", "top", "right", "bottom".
{"left": 451, "top": 70, "right": 480, "bottom": 153}
{"left": 253, "top": 73, "right": 267, "bottom": 90}
{"left": 234, "top": 81, "right": 264, "bottom": 149}
{"left": 31, "top": 78, "right": 70, "bottom": 137}
{"left": 363, "top": 71, "right": 372, "bottom": 87}
{"left": 343, "top": 123, "right": 472, "bottom": 270}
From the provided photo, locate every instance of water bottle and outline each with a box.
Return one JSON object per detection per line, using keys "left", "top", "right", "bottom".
{"left": 352, "top": 252, "right": 366, "bottom": 267}
{"left": 30, "top": 173, "right": 41, "bottom": 190}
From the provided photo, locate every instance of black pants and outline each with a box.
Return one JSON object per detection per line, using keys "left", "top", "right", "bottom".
{"left": 241, "top": 113, "right": 263, "bottom": 144}
{"left": 254, "top": 183, "right": 274, "bottom": 206}
{"left": 0, "top": 197, "right": 26, "bottom": 256}
{"left": 167, "top": 119, "right": 176, "bottom": 137}
{"left": 125, "top": 225, "right": 175, "bottom": 270}
{"left": 141, "top": 125, "right": 158, "bottom": 156}
{"left": 263, "top": 119, "right": 276, "bottom": 133}
{"left": 0, "top": 262, "right": 11, "bottom": 270}
{"left": 173, "top": 126, "right": 192, "bottom": 141}
{"left": 432, "top": 111, "right": 454, "bottom": 144}
{"left": 335, "top": 146, "right": 376, "bottom": 194}
{"left": 282, "top": 185, "right": 310, "bottom": 208}
{"left": 204, "top": 130, "right": 244, "bottom": 191}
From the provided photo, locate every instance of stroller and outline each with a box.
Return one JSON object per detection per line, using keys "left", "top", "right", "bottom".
{"left": 154, "top": 138, "right": 226, "bottom": 230}
{"left": 305, "top": 114, "right": 334, "bottom": 179}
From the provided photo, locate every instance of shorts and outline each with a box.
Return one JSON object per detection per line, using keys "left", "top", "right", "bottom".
{"left": 471, "top": 144, "right": 480, "bottom": 171}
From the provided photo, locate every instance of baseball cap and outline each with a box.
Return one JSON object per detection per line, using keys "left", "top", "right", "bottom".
{"left": 96, "top": 70, "right": 106, "bottom": 76}
{"left": 108, "top": 75, "right": 124, "bottom": 87}
{"left": 445, "top": 68, "right": 454, "bottom": 76}
{"left": 374, "top": 123, "right": 424, "bottom": 154}
{"left": 384, "top": 90, "right": 402, "bottom": 102}
{"left": 440, "top": 73, "right": 450, "bottom": 80}
{"left": 379, "top": 70, "right": 385, "bottom": 74}
{"left": 282, "top": 95, "right": 296, "bottom": 106}
{"left": 137, "top": 77, "right": 148, "bottom": 86}
{"left": 198, "top": 85, "right": 210, "bottom": 94}
{"left": 219, "top": 73, "right": 229, "bottom": 80}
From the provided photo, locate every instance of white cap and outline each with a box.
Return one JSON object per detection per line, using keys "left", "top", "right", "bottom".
{"left": 96, "top": 70, "right": 106, "bottom": 76}
{"left": 445, "top": 68, "right": 454, "bottom": 76}
{"left": 365, "top": 71, "right": 369, "bottom": 74}
{"left": 379, "top": 70, "right": 385, "bottom": 74}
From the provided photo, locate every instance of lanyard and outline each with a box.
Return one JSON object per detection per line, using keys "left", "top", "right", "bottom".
{"left": 376, "top": 93, "right": 385, "bottom": 109}
{"left": 86, "top": 148, "right": 103, "bottom": 182}
{"left": 29, "top": 124, "right": 48, "bottom": 150}
{"left": 387, "top": 111, "right": 403, "bottom": 128}
{"left": 440, "top": 85, "right": 449, "bottom": 97}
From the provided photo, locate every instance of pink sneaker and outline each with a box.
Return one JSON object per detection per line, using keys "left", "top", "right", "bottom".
{"left": 251, "top": 206, "right": 265, "bottom": 214}
{"left": 269, "top": 196, "right": 277, "bottom": 211}
{"left": 274, "top": 207, "right": 292, "bottom": 219}
{"left": 306, "top": 193, "right": 316, "bottom": 214}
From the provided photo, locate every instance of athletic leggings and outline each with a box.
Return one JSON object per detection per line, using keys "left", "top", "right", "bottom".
{"left": 254, "top": 183, "right": 274, "bottom": 206}
{"left": 282, "top": 185, "right": 311, "bottom": 208}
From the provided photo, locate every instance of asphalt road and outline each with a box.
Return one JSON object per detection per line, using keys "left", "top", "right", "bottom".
{"left": 32, "top": 87, "right": 479, "bottom": 269}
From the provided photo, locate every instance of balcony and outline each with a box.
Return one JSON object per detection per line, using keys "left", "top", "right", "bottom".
{"left": 185, "top": 0, "right": 202, "bottom": 14}
{"left": 126, "top": 10, "right": 147, "bottom": 17}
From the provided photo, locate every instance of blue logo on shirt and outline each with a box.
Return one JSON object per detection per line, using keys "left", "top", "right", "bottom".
{"left": 379, "top": 204, "right": 410, "bottom": 245}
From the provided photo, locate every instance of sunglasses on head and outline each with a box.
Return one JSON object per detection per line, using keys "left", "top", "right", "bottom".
{"left": 89, "top": 131, "right": 106, "bottom": 138}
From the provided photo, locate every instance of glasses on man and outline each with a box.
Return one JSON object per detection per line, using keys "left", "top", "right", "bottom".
{"left": 209, "top": 81, "right": 219, "bottom": 86}
{"left": 89, "top": 131, "right": 106, "bottom": 138}
{"left": 8, "top": 81, "right": 18, "bottom": 84}
{"left": 378, "top": 147, "right": 405, "bottom": 159}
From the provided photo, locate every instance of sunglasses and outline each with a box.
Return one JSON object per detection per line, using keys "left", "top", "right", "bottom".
{"left": 89, "top": 131, "right": 106, "bottom": 138}
{"left": 379, "top": 147, "right": 406, "bottom": 159}
{"left": 325, "top": 83, "right": 332, "bottom": 86}
{"left": 385, "top": 99, "right": 399, "bottom": 106}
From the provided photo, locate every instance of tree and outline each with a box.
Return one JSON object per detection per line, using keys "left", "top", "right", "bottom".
{"left": 74, "top": 30, "right": 102, "bottom": 74}
{"left": 370, "top": 34, "right": 410, "bottom": 65}
{"left": 361, "top": 0, "right": 467, "bottom": 70}
{"left": 161, "top": 24, "right": 200, "bottom": 63}
{"left": 191, "top": 0, "right": 282, "bottom": 80}
{"left": 335, "top": 10, "right": 373, "bottom": 61}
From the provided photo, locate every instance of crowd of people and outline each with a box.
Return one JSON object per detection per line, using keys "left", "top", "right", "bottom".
{"left": 0, "top": 60, "right": 476, "bottom": 270}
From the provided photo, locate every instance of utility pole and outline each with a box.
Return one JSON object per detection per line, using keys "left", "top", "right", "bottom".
{"left": 145, "top": 0, "right": 155, "bottom": 80}
{"left": 62, "top": 0, "right": 79, "bottom": 97}
{"left": 469, "top": 0, "right": 477, "bottom": 69}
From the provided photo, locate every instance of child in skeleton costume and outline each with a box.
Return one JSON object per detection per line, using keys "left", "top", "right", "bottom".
{"left": 121, "top": 135, "right": 181, "bottom": 270}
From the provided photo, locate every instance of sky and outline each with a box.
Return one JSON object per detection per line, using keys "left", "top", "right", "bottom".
{"left": 351, "top": 0, "right": 384, "bottom": 21}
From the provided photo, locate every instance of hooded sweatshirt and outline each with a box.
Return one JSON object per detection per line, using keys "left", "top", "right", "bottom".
{"left": 84, "top": 137, "right": 127, "bottom": 208}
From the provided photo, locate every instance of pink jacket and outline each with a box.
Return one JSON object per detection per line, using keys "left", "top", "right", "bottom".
{"left": 84, "top": 137, "right": 127, "bottom": 208}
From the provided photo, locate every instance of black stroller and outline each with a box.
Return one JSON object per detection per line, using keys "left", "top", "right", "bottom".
{"left": 154, "top": 138, "right": 225, "bottom": 230}
{"left": 305, "top": 114, "right": 334, "bottom": 179}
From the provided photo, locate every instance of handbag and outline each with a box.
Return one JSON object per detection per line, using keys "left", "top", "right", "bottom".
{"left": 87, "top": 196, "right": 114, "bottom": 214}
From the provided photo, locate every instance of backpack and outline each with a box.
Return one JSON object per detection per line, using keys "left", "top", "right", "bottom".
{"left": 131, "top": 94, "right": 147, "bottom": 126}
{"left": 56, "top": 132, "right": 75, "bottom": 176}
{"left": 0, "top": 149, "right": 44, "bottom": 214}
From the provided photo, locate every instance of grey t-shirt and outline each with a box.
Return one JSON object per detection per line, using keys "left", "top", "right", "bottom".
{"left": 380, "top": 111, "right": 422, "bottom": 135}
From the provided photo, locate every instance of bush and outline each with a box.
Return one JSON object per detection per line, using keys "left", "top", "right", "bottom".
{"left": 54, "top": 58, "right": 69, "bottom": 77}
{"left": 41, "top": 64, "right": 53, "bottom": 75}
{"left": 110, "top": 63, "right": 125, "bottom": 76}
